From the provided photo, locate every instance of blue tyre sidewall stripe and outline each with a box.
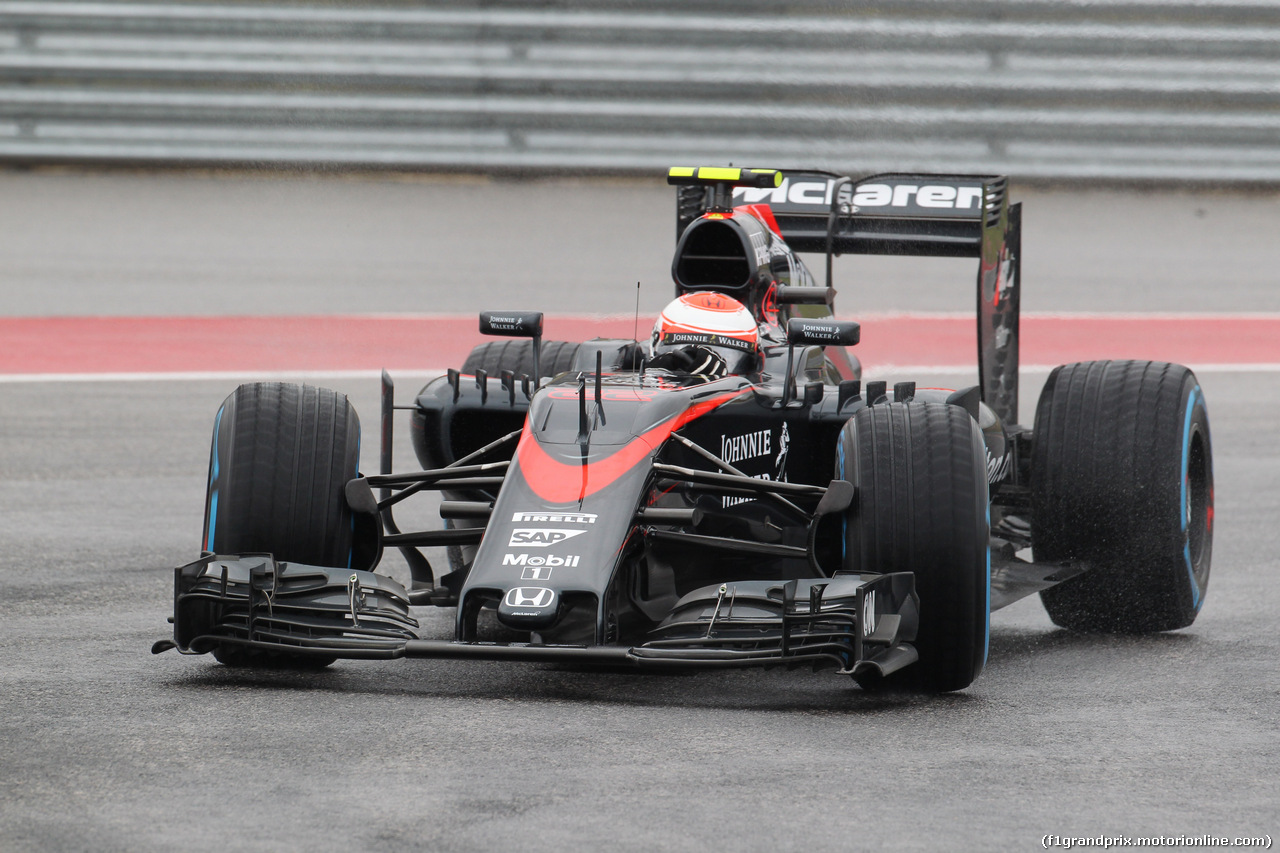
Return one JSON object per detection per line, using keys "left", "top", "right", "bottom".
{"left": 1181, "top": 385, "right": 1202, "bottom": 612}
{"left": 206, "top": 405, "right": 225, "bottom": 553}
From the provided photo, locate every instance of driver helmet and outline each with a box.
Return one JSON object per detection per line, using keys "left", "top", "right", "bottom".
{"left": 650, "top": 292, "right": 761, "bottom": 374}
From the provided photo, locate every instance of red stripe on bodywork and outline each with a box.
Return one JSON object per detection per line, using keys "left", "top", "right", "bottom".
{"left": 514, "top": 387, "right": 751, "bottom": 503}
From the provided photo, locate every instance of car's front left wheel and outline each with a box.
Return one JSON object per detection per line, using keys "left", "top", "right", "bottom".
{"left": 837, "top": 401, "right": 990, "bottom": 692}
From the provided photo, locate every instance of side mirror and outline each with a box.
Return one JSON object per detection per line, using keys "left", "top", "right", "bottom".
{"left": 479, "top": 311, "right": 544, "bottom": 388}
{"left": 781, "top": 319, "right": 860, "bottom": 407}
{"left": 774, "top": 285, "right": 835, "bottom": 306}
{"left": 787, "top": 318, "right": 860, "bottom": 347}
{"left": 479, "top": 311, "right": 543, "bottom": 339}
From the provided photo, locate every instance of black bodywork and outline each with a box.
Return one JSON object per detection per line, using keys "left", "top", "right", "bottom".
{"left": 159, "top": 167, "right": 1068, "bottom": 684}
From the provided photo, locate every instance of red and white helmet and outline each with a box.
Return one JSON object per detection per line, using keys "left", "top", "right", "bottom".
{"left": 650, "top": 292, "right": 760, "bottom": 368}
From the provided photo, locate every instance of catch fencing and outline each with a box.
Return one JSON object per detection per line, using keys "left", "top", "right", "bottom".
{"left": 0, "top": 1, "right": 1277, "bottom": 182}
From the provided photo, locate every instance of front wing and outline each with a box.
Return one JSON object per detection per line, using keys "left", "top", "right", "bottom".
{"left": 155, "top": 554, "right": 919, "bottom": 680}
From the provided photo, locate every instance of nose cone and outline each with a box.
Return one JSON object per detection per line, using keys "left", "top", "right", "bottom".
{"left": 497, "top": 586, "right": 561, "bottom": 629}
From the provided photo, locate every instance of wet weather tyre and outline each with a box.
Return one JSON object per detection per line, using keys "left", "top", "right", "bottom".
{"left": 202, "top": 382, "right": 362, "bottom": 668}
{"left": 1032, "top": 361, "right": 1212, "bottom": 633}
{"left": 837, "top": 402, "right": 990, "bottom": 693}
{"left": 461, "top": 339, "right": 581, "bottom": 380}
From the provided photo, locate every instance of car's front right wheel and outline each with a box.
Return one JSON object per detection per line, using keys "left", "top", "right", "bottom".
{"left": 202, "top": 381, "right": 364, "bottom": 667}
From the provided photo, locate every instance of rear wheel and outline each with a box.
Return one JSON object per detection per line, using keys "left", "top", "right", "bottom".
{"left": 1032, "top": 360, "right": 1212, "bottom": 633}
{"left": 837, "top": 402, "right": 990, "bottom": 692}
{"left": 202, "top": 382, "right": 363, "bottom": 667}
{"left": 460, "top": 339, "right": 581, "bottom": 380}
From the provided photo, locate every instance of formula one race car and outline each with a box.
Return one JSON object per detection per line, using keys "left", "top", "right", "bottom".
{"left": 155, "top": 166, "right": 1214, "bottom": 692}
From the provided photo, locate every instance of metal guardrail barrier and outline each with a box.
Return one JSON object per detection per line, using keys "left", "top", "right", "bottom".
{"left": 0, "top": 1, "right": 1277, "bottom": 182}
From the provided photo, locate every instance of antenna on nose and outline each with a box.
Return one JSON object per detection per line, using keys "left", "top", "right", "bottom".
{"left": 632, "top": 281, "right": 641, "bottom": 370}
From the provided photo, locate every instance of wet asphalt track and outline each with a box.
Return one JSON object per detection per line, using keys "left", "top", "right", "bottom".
{"left": 1, "top": 171, "right": 1277, "bottom": 852}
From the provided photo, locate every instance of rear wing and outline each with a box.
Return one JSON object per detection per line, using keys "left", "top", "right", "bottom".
{"left": 750, "top": 171, "right": 1009, "bottom": 253}
{"left": 675, "top": 169, "right": 1022, "bottom": 423}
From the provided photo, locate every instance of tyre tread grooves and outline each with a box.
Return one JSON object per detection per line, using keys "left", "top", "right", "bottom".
{"left": 206, "top": 382, "right": 359, "bottom": 569}
{"left": 840, "top": 402, "right": 989, "bottom": 692}
{"left": 1033, "top": 360, "right": 1210, "bottom": 632}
